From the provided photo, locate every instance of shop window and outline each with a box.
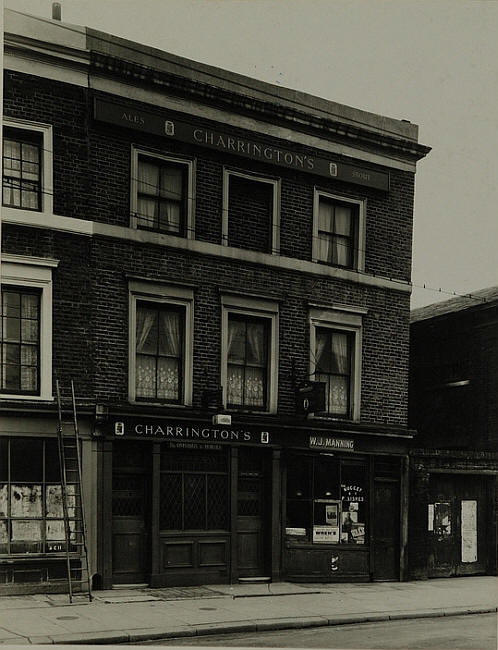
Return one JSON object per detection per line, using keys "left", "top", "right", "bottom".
{"left": 312, "top": 190, "right": 365, "bottom": 270}
{"left": 1, "top": 119, "right": 53, "bottom": 215}
{"left": 131, "top": 148, "right": 195, "bottom": 237}
{"left": 286, "top": 455, "right": 368, "bottom": 545}
{"left": 129, "top": 280, "right": 193, "bottom": 405}
{"left": 222, "top": 169, "right": 280, "bottom": 254}
{"left": 0, "top": 437, "right": 79, "bottom": 555}
{"left": 0, "top": 256, "right": 57, "bottom": 401}
{"left": 310, "top": 306, "right": 363, "bottom": 420}
{"left": 159, "top": 448, "right": 229, "bottom": 531}
{"left": 221, "top": 294, "right": 279, "bottom": 413}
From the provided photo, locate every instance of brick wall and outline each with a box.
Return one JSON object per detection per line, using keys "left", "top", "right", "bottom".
{"left": 2, "top": 72, "right": 415, "bottom": 427}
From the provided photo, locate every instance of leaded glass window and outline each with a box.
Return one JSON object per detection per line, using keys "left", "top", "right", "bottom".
{"left": 0, "top": 288, "right": 40, "bottom": 395}
{"left": 136, "top": 301, "right": 184, "bottom": 403}
{"left": 160, "top": 449, "right": 229, "bottom": 531}
{"left": 227, "top": 315, "right": 269, "bottom": 410}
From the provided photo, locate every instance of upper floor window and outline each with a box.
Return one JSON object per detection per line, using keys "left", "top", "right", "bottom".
{"left": 227, "top": 315, "right": 269, "bottom": 410}
{"left": 129, "top": 280, "right": 194, "bottom": 405}
{"left": 135, "top": 301, "right": 184, "bottom": 403}
{"left": 2, "top": 119, "right": 53, "bottom": 215}
{"left": 221, "top": 294, "right": 279, "bottom": 413}
{"left": 310, "top": 306, "right": 364, "bottom": 420}
{"left": 314, "top": 328, "right": 353, "bottom": 417}
{"left": 0, "top": 255, "right": 57, "bottom": 401}
{"left": 0, "top": 288, "right": 40, "bottom": 395}
{"left": 312, "top": 190, "right": 365, "bottom": 270}
{"left": 131, "top": 148, "right": 195, "bottom": 238}
{"left": 222, "top": 169, "right": 280, "bottom": 254}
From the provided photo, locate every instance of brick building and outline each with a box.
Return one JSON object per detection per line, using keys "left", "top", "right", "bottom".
{"left": 409, "top": 288, "right": 498, "bottom": 579}
{"left": 1, "top": 10, "right": 429, "bottom": 593}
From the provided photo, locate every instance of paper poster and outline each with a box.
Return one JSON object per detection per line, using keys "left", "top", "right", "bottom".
{"left": 11, "top": 519, "right": 42, "bottom": 541}
{"left": 0, "top": 485, "right": 7, "bottom": 517}
{"left": 351, "top": 523, "right": 365, "bottom": 544}
{"left": 285, "top": 527, "right": 307, "bottom": 536}
{"left": 325, "top": 504, "right": 339, "bottom": 526}
{"left": 348, "top": 502, "right": 359, "bottom": 512}
{"left": 0, "top": 520, "right": 8, "bottom": 544}
{"left": 461, "top": 500, "right": 477, "bottom": 563}
{"left": 313, "top": 526, "right": 339, "bottom": 543}
{"left": 428, "top": 503, "right": 434, "bottom": 531}
{"left": 10, "top": 485, "right": 42, "bottom": 517}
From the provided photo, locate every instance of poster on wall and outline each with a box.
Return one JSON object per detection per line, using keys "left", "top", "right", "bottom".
{"left": 428, "top": 503, "right": 434, "bottom": 531}
{"left": 461, "top": 500, "right": 477, "bottom": 563}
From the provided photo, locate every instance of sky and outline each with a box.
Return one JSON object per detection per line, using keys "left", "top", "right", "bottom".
{"left": 4, "top": 0, "right": 498, "bottom": 308}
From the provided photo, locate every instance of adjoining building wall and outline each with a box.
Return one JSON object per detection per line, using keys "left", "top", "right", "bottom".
{"left": 409, "top": 295, "right": 498, "bottom": 579}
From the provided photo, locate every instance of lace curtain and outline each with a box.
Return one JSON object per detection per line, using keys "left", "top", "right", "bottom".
{"left": 227, "top": 319, "right": 266, "bottom": 407}
{"left": 315, "top": 329, "right": 350, "bottom": 415}
{"left": 136, "top": 304, "right": 182, "bottom": 401}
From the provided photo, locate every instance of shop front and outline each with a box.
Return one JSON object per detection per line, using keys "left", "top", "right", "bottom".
{"left": 97, "top": 418, "right": 410, "bottom": 588}
{"left": 282, "top": 433, "right": 409, "bottom": 583}
{"left": 97, "top": 419, "right": 279, "bottom": 588}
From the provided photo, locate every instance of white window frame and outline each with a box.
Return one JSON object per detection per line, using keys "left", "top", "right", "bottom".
{"left": 312, "top": 189, "right": 365, "bottom": 271}
{"left": 221, "top": 294, "right": 279, "bottom": 414}
{"left": 130, "top": 147, "right": 195, "bottom": 239}
{"left": 309, "top": 306, "right": 364, "bottom": 421}
{"left": 128, "top": 279, "right": 194, "bottom": 405}
{"left": 0, "top": 254, "right": 58, "bottom": 401}
{"left": 222, "top": 168, "right": 280, "bottom": 254}
{"left": 2, "top": 117, "right": 53, "bottom": 215}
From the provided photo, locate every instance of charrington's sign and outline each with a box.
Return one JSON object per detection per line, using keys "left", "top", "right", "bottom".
{"left": 111, "top": 421, "right": 270, "bottom": 445}
{"left": 94, "top": 98, "right": 389, "bottom": 191}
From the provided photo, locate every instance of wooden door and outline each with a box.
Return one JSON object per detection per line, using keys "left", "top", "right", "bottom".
{"left": 373, "top": 480, "right": 400, "bottom": 581}
{"left": 112, "top": 444, "right": 149, "bottom": 585}
{"left": 237, "top": 449, "right": 268, "bottom": 578}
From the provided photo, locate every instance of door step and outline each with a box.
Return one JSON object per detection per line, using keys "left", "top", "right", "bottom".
{"left": 238, "top": 576, "right": 272, "bottom": 583}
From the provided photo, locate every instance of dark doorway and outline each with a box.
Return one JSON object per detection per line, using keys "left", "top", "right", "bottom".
{"left": 112, "top": 443, "right": 150, "bottom": 585}
{"left": 373, "top": 480, "right": 400, "bottom": 580}
{"left": 237, "top": 448, "right": 268, "bottom": 577}
{"left": 428, "top": 475, "right": 488, "bottom": 577}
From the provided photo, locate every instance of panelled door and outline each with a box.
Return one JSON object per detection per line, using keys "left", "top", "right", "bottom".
{"left": 112, "top": 443, "right": 150, "bottom": 585}
{"left": 373, "top": 480, "right": 400, "bottom": 581}
{"left": 237, "top": 449, "right": 267, "bottom": 577}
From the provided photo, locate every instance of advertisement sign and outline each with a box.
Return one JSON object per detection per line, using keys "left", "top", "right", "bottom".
{"left": 94, "top": 97, "right": 390, "bottom": 191}
{"left": 461, "top": 500, "right": 477, "bottom": 563}
{"left": 313, "top": 526, "right": 339, "bottom": 544}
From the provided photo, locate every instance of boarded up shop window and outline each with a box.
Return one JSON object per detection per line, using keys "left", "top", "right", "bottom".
{"left": 0, "top": 437, "right": 77, "bottom": 555}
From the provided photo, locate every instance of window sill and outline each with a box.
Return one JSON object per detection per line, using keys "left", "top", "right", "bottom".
{"left": 0, "top": 394, "right": 54, "bottom": 402}
{"left": 128, "top": 400, "right": 191, "bottom": 408}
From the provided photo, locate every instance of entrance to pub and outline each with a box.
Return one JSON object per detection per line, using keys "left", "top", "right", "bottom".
{"left": 428, "top": 475, "right": 488, "bottom": 577}
{"left": 112, "top": 443, "right": 150, "bottom": 585}
{"left": 373, "top": 479, "right": 400, "bottom": 581}
{"left": 237, "top": 448, "right": 269, "bottom": 578}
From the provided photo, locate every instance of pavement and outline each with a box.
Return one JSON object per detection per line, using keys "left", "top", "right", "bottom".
{"left": 0, "top": 576, "right": 496, "bottom": 645}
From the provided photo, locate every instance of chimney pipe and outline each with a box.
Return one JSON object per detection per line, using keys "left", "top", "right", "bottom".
{"left": 52, "top": 3, "right": 62, "bottom": 21}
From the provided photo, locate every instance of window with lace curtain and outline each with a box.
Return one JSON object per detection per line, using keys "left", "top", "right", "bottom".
{"left": 314, "top": 328, "right": 353, "bottom": 417}
{"left": 2, "top": 128, "right": 42, "bottom": 211}
{"left": 310, "top": 306, "right": 364, "bottom": 421}
{"left": 135, "top": 301, "right": 184, "bottom": 403}
{"left": 312, "top": 190, "right": 365, "bottom": 271}
{"left": 227, "top": 315, "right": 269, "bottom": 410}
{"left": 131, "top": 149, "right": 194, "bottom": 237}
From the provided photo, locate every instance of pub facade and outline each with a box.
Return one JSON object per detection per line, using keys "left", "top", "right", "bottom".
{"left": 1, "top": 9, "right": 429, "bottom": 593}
